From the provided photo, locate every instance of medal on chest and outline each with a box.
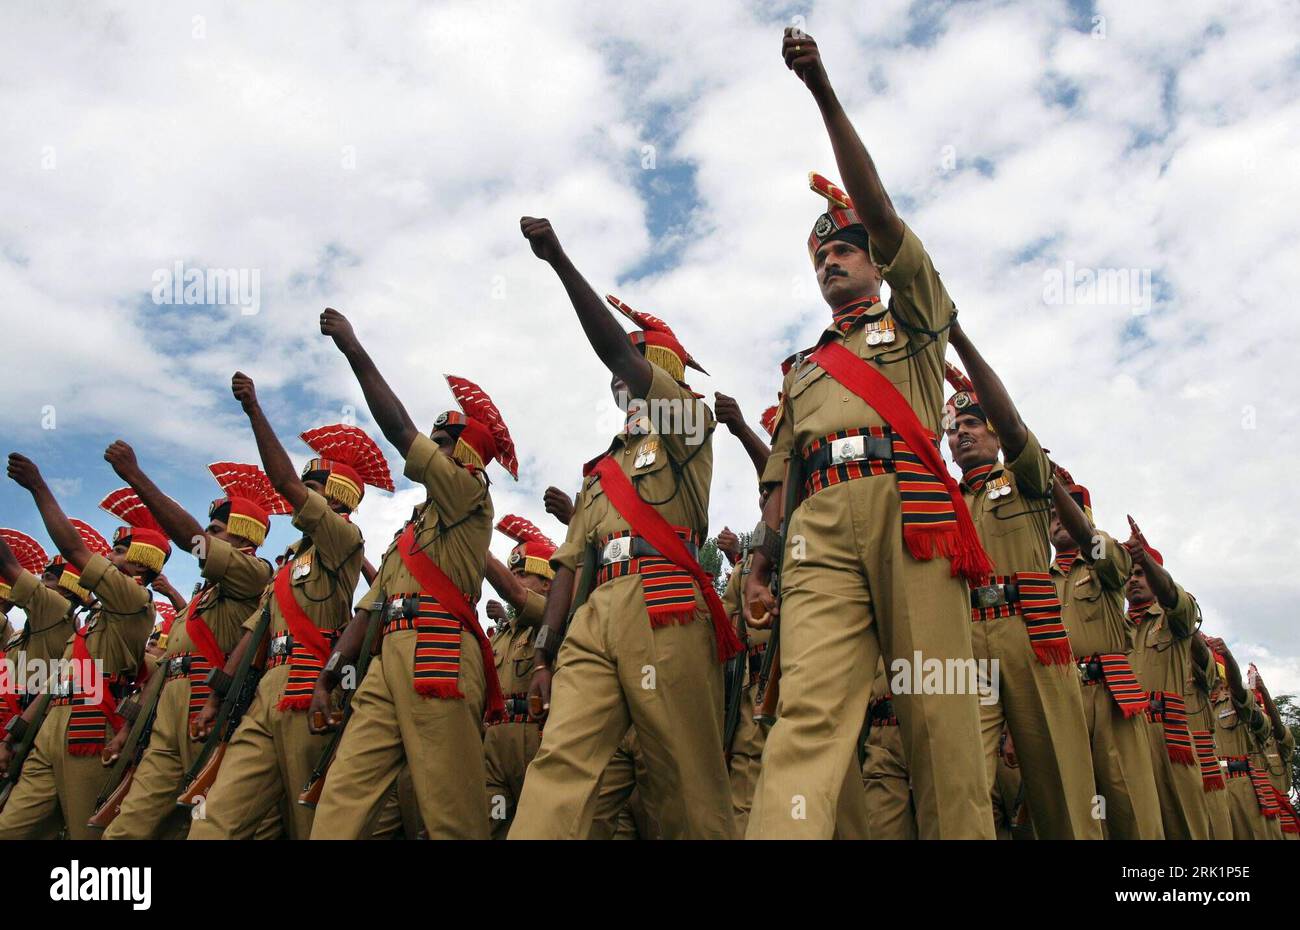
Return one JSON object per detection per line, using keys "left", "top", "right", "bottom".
{"left": 864, "top": 316, "right": 896, "bottom": 346}
{"left": 985, "top": 475, "right": 1012, "bottom": 500}
{"left": 634, "top": 438, "right": 659, "bottom": 469}
{"left": 292, "top": 550, "right": 314, "bottom": 580}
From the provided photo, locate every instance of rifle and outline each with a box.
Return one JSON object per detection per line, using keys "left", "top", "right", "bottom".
{"left": 529, "top": 542, "right": 598, "bottom": 719}
{"left": 176, "top": 602, "right": 272, "bottom": 807}
{"left": 298, "top": 608, "right": 382, "bottom": 808}
{"left": 87, "top": 668, "right": 166, "bottom": 829}
{"left": 0, "top": 691, "right": 52, "bottom": 811}
{"left": 722, "top": 548, "right": 751, "bottom": 758}
{"left": 753, "top": 454, "right": 803, "bottom": 725}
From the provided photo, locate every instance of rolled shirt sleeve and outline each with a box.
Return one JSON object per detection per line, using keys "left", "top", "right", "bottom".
{"left": 292, "top": 487, "right": 363, "bottom": 567}
{"left": 868, "top": 222, "right": 954, "bottom": 332}
{"left": 79, "top": 553, "right": 150, "bottom": 614}
{"left": 1005, "top": 429, "right": 1051, "bottom": 498}
{"left": 202, "top": 536, "right": 272, "bottom": 600}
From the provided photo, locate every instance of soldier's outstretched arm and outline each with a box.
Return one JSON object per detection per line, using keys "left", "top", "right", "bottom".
{"left": 319, "top": 307, "right": 419, "bottom": 457}
{"left": 484, "top": 551, "right": 529, "bottom": 613}
{"left": 150, "top": 574, "right": 187, "bottom": 611}
{"left": 1206, "top": 637, "right": 1250, "bottom": 707}
{"left": 948, "top": 321, "right": 1030, "bottom": 461}
{"left": 232, "top": 371, "right": 309, "bottom": 511}
{"left": 6, "top": 453, "right": 92, "bottom": 570}
{"left": 1123, "top": 515, "right": 1179, "bottom": 609}
{"left": 0, "top": 535, "right": 20, "bottom": 584}
{"left": 782, "top": 28, "right": 904, "bottom": 263}
{"left": 1050, "top": 471, "right": 1095, "bottom": 554}
{"left": 714, "top": 392, "right": 771, "bottom": 479}
{"left": 1254, "top": 676, "right": 1288, "bottom": 743}
{"left": 103, "top": 440, "right": 206, "bottom": 556}
{"left": 520, "top": 216, "right": 653, "bottom": 398}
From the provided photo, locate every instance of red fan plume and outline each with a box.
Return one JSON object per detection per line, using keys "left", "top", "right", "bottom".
{"left": 445, "top": 375, "right": 518, "bottom": 480}
{"left": 0, "top": 529, "right": 49, "bottom": 575}
{"left": 300, "top": 423, "right": 395, "bottom": 492}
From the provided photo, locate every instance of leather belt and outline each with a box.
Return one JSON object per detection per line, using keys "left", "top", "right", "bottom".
{"left": 1075, "top": 654, "right": 1105, "bottom": 685}
{"left": 164, "top": 655, "right": 198, "bottom": 679}
{"left": 802, "top": 433, "right": 894, "bottom": 473}
{"left": 599, "top": 535, "right": 698, "bottom": 567}
{"left": 969, "top": 580, "right": 1020, "bottom": 610}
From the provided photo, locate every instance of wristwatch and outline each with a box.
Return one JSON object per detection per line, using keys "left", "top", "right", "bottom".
{"left": 750, "top": 521, "right": 782, "bottom": 565}
{"left": 533, "top": 625, "right": 560, "bottom": 662}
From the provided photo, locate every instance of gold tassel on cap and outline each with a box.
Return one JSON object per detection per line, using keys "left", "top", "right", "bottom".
{"left": 523, "top": 555, "right": 556, "bottom": 580}
{"left": 645, "top": 345, "right": 685, "bottom": 382}
{"left": 324, "top": 472, "right": 362, "bottom": 511}
{"left": 58, "top": 569, "right": 90, "bottom": 603}
{"left": 125, "top": 540, "right": 166, "bottom": 574}
{"left": 453, "top": 436, "right": 485, "bottom": 472}
{"left": 226, "top": 513, "right": 268, "bottom": 547}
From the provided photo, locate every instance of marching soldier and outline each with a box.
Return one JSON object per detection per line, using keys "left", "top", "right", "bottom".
{"left": 187, "top": 374, "right": 389, "bottom": 839}
{"left": 0, "top": 456, "right": 156, "bottom": 840}
{"left": 1243, "top": 669, "right": 1285, "bottom": 840}
{"left": 744, "top": 30, "right": 993, "bottom": 839}
{"left": 1, "top": 530, "right": 68, "bottom": 729}
{"left": 943, "top": 339, "right": 1100, "bottom": 839}
{"left": 101, "top": 449, "right": 284, "bottom": 840}
{"left": 1252, "top": 673, "right": 1298, "bottom": 837}
{"left": 1126, "top": 530, "right": 1211, "bottom": 839}
{"left": 1204, "top": 640, "right": 1279, "bottom": 839}
{"left": 861, "top": 658, "right": 916, "bottom": 840}
{"left": 308, "top": 308, "right": 513, "bottom": 839}
{"left": 508, "top": 221, "right": 741, "bottom": 840}
{"left": 1048, "top": 474, "right": 1164, "bottom": 838}
{"left": 483, "top": 514, "right": 557, "bottom": 839}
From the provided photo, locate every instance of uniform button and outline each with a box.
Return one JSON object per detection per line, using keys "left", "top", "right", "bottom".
{"left": 842, "top": 395, "right": 850, "bottom": 403}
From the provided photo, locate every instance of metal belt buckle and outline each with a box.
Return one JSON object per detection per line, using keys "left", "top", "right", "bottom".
{"left": 974, "top": 585, "right": 1004, "bottom": 608}
{"left": 600, "top": 537, "right": 632, "bottom": 566}
{"left": 387, "top": 597, "right": 408, "bottom": 621}
{"left": 830, "top": 434, "right": 866, "bottom": 465}
{"left": 1075, "top": 659, "right": 1089, "bottom": 684}
{"left": 270, "top": 635, "right": 291, "bottom": 658}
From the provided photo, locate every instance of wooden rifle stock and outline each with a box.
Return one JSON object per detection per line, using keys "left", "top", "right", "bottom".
{"left": 86, "top": 764, "right": 136, "bottom": 829}
{"left": 177, "top": 742, "right": 227, "bottom": 806}
{"left": 0, "top": 692, "right": 52, "bottom": 812}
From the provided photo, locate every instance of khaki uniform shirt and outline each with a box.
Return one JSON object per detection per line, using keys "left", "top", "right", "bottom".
{"left": 552, "top": 364, "right": 714, "bottom": 574}
{"left": 164, "top": 537, "right": 271, "bottom": 659}
{"left": 76, "top": 554, "right": 155, "bottom": 676}
{"left": 1052, "top": 531, "right": 1135, "bottom": 656}
{"left": 364, "top": 432, "right": 493, "bottom": 609}
{"left": 762, "top": 223, "right": 955, "bottom": 487}
{"left": 491, "top": 590, "right": 545, "bottom": 696}
{"left": 963, "top": 431, "right": 1052, "bottom": 576}
{"left": 1211, "top": 688, "right": 1261, "bottom": 759}
{"left": 1129, "top": 586, "right": 1199, "bottom": 699}
{"left": 5, "top": 571, "right": 78, "bottom": 665}
{"left": 242, "top": 489, "right": 365, "bottom": 637}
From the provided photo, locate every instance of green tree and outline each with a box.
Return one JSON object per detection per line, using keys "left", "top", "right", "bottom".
{"left": 1277, "top": 694, "right": 1299, "bottom": 803}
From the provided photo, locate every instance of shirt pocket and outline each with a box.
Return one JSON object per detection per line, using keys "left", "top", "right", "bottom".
{"left": 1072, "top": 568, "right": 1103, "bottom": 615}
{"left": 987, "top": 482, "right": 1028, "bottom": 537}
{"left": 1144, "top": 617, "right": 1174, "bottom": 652}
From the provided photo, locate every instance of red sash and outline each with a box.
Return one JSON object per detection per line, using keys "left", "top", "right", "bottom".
{"left": 67, "top": 624, "right": 125, "bottom": 755}
{"left": 590, "top": 457, "right": 743, "bottom": 663}
{"left": 807, "top": 342, "right": 991, "bottom": 583}
{"left": 396, "top": 524, "right": 505, "bottom": 723}
{"left": 179, "top": 584, "right": 226, "bottom": 669}
{"left": 0, "top": 646, "right": 20, "bottom": 729}
{"left": 273, "top": 561, "right": 331, "bottom": 663}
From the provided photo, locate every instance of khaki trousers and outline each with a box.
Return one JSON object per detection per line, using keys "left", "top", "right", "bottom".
{"left": 0, "top": 705, "right": 111, "bottom": 840}
{"left": 485, "top": 719, "right": 542, "bottom": 840}
{"left": 1146, "top": 719, "right": 1210, "bottom": 840}
{"left": 509, "top": 577, "right": 734, "bottom": 840}
{"left": 747, "top": 477, "right": 994, "bottom": 839}
{"left": 310, "top": 628, "right": 488, "bottom": 839}
{"left": 861, "top": 720, "right": 916, "bottom": 840}
{"left": 589, "top": 728, "right": 655, "bottom": 839}
{"left": 1078, "top": 680, "right": 1164, "bottom": 839}
{"left": 187, "top": 664, "right": 331, "bottom": 840}
{"left": 727, "top": 681, "right": 769, "bottom": 837}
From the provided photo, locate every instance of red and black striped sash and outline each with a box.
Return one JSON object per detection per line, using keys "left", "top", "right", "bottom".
{"left": 594, "top": 528, "right": 702, "bottom": 628}
{"left": 1273, "top": 787, "right": 1299, "bottom": 833}
{"left": 1191, "top": 729, "right": 1225, "bottom": 791}
{"left": 63, "top": 627, "right": 126, "bottom": 756}
{"left": 971, "top": 572, "right": 1072, "bottom": 666}
{"left": 163, "top": 653, "right": 214, "bottom": 728}
{"left": 488, "top": 691, "right": 533, "bottom": 726}
{"left": 1077, "top": 653, "right": 1148, "bottom": 717}
{"left": 0, "top": 647, "right": 19, "bottom": 732}
{"left": 384, "top": 595, "right": 466, "bottom": 700}
{"left": 1146, "top": 691, "right": 1196, "bottom": 766}
{"left": 1248, "top": 766, "right": 1280, "bottom": 818}
{"left": 272, "top": 631, "right": 339, "bottom": 711}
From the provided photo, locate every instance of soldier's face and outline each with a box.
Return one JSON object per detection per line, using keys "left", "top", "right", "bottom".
{"left": 110, "top": 544, "right": 152, "bottom": 581}
{"left": 515, "top": 569, "right": 551, "bottom": 596}
{"left": 814, "top": 240, "right": 880, "bottom": 306}
{"left": 430, "top": 429, "right": 456, "bottom": 458}
{"left": 1127, "top": 564, "right": 1153, "bottom": 606}
{"left": 1048, "top": 510, "right": 1074, "bottom": 550}
{"left": 946, "top": 413, "right": 999, "bottom": 471}
{"left": 41, "top": 568, "right": 61, "bottom": 591}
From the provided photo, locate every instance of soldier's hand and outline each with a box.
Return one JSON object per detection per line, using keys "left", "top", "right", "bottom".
{"left": 6, "top": 453, "right": 46, "bottom": 492}
{"left": 1122, "top": 514, "right": 1150, "bottom": 563}
{"left": 307, "top": 681, "right": 338, "bottom": 734}
{"left": 150, "top": 574, "right": 174, "bottom": 596}
{"left": 1203, "top": 635, "right": 1227, "bottom": 656}
{"left": 101, "top": 723, "right": 131, "bottom": 766}
{"left": 190, "top": 695, "right": 221, "bottom": 741}
{"left": 782, "top": 27, "right": 830, "bottom": 95}
{"left": 1000, "top": 729, "right": 1019, "bottom": 768}
{"left": 320, "top": 307, "right": 358, "bottom": 350}
{"left": 744, "top": 563, "right": 778, "bottom": 629}
{"left": 0, "top": 740, "right": 13, "bottom": 778}
{"left": 713, "top": 392, "right": 747, "bottom": 435}
{"left": 104, "top": 440, "right": 140, "bottom": 481}
{"left": 231, "top": 371, "right": 259, "bottom": 413}
{"left": 485, "top": 599, "right": 508, "bottom": 623}
{"left": 717, "top": 526, "right": 740, "bottom": 563}
{"left": 543, "top": 486, "right": 575, "bottom": 526}
{"left": 520, "top": 216, "right": 564, "bottom": 264}
{"left": 527, "top": 664, "right": 553, "bottom": 722}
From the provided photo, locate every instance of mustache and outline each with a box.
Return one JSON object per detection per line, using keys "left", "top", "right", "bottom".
{"left": 822, "top": 267, "right": 848, "bottom": 283}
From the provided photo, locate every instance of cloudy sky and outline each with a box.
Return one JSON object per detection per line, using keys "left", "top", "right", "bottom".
{"left": 2, "top": 1, "right": 1297, "bottom": 690}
